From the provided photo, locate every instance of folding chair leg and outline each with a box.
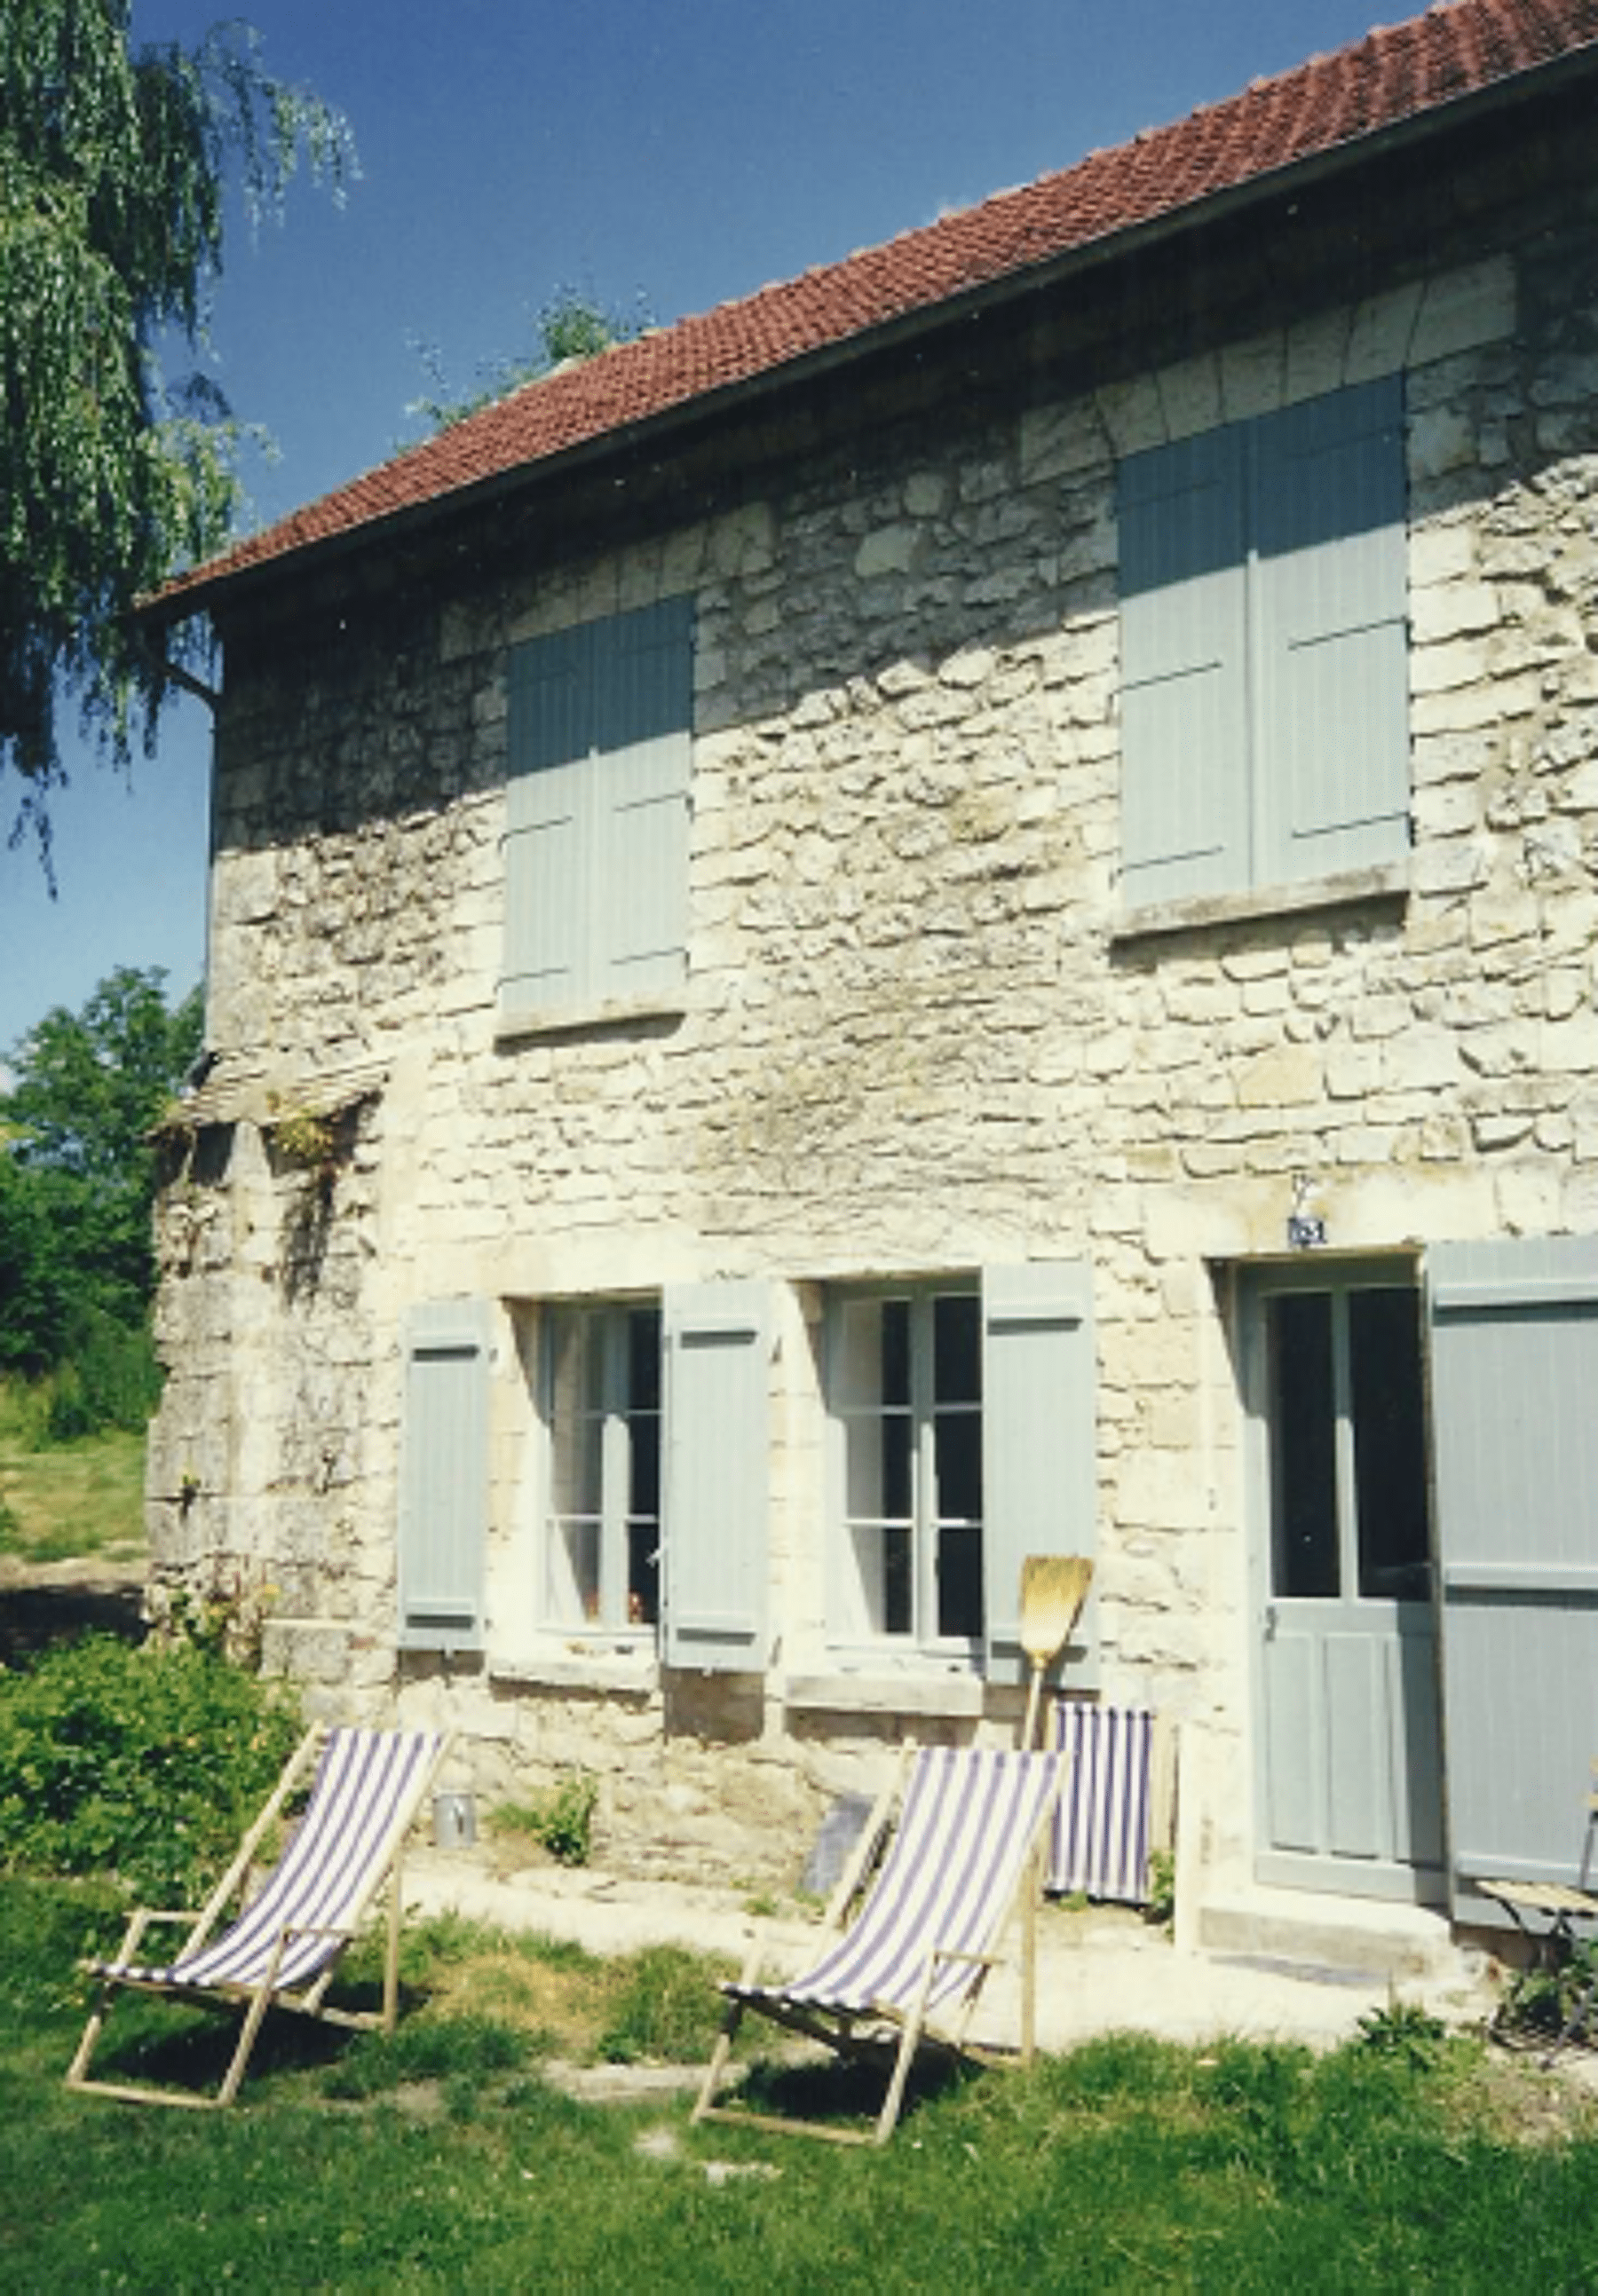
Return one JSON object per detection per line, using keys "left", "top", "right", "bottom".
{"left": 65, "top": 1979, "right": 116, "bottom": 2092}
{"left": 382, "top": 1863, "right": 404, "bottom": 2032}
{"left": 874, "top": 1960, "right": 937, "bottom": 2145}
{"left": 692, "top": 1997, "right": 747, "bottom": 2125}
{"left": 215, "top": 1984, "right": 277, "bottom": 2109}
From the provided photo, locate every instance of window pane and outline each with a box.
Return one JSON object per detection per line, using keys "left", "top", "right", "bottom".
{"left": 547, "top": 1312, "right": 603, "bottom": 1519}
{"left": 933, "top": 1293, "right": 981, "bottom": 1404}
{"left": 627, "top": 1522, "right": 659, "bottom": 1627}
{"left": 628, "top": 1306, "right": 661, "bottom": 1413}
{"left": 1268, "top": 1291, "right": 1340, "bottom": 1599}
{"left": 845, "top": 1410, "right": 912, "bottom": 1523}
{"left": 882, "top": 1298, "right": 910, "bottom": 1407}
{"left": 937, "top": 1524, "right": 983, "bottom": 1639}
{"left": 550, "top": 1519, "right": 601, "bottom": 1624}
{"left": 630, "top": 1412, "right": 661, "bottom": 1520}
{"left": 1350, "top": 1287, "right": 1431, "bottom": 1601}
{"left": 934, "top": 1411, "right": 982, "bottom": 1525}
{"left": 849, "top": 1522, "right": 913, "bottom": 1636}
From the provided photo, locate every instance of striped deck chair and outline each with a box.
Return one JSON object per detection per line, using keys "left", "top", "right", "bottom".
{"left": 693, "top": 1744, "right": 1069, "bottom": 2145}
{"left": 66, "top": 1723, "right": 447, "bottom": 2109}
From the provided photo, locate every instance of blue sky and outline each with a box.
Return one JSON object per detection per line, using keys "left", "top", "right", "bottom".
{"left": 0, "top": 0, "right": 1399, "bottom": 1056}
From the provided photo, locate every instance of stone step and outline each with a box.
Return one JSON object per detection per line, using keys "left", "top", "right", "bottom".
{"left": 1195, "top": 1890, "right": 1471, "bottom": 1985}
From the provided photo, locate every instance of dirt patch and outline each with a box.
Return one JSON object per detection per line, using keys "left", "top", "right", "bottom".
{"left": 0, "top": 1552, "right": 147, "bottom": 1665}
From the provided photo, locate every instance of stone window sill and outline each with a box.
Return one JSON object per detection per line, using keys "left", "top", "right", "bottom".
{"left": 489, "top": 1645, "right": 659, "bottom": 1696}
{"left": 782, "top": 1669, "right": 986, "bottom": 1719}
{"left": 1112, "top": 860, "right": 1409, "bottom": 947}
{"left": 494, "top": 991, "right": 686, "bottom": 1045}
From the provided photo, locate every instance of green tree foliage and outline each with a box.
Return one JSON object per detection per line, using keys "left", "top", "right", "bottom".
{"left": 408, "top": 287, "right": 652, "bottom": 432}
{"left": 0, "top": 2, "right": 354, "bottom": 852}
{"left": 0, "top": 967, "right": 202, "bottom": 1395}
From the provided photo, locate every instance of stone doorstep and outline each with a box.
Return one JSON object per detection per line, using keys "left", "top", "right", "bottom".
{"left": 1194, "top": 1888, "right": 1481, "bottom": 1986}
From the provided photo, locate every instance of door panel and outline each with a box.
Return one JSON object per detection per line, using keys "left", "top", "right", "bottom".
{"left": 1428, "top": 1237, "right": 1598, "bottom": 1921}
{"left": 1248, "top": 1263, "right": 1444, "bottom": 1901}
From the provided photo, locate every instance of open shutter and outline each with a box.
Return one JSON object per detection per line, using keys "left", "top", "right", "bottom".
{"left": 397, "top": 1299, "right": 494, "bottom": 1653}
{"left": 591, "top": 597, "right": 693, "bottom": 1003}
{"left": 1119, "top": 426, "right": 1250, "bottom": 907}
{"left": 1253, "top": 377, "right": 1409, "bottom": 887}
{"left": 982, "top": 1261, "right": 1098, "bottom": 1687}
{"left": 1428, "top": 1237, "right": 1598, "bottom": 1921}
{"left": 662, "top": 1280, "right": 770, "bottom": 1672}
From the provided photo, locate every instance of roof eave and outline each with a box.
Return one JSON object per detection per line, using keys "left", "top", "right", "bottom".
{"left": 140, "top": 36, "right": 1598, "bottom": 632}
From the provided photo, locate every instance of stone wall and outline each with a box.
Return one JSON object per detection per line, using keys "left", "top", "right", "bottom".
{"left": 149, "top": 121, "right": 1598, "bottom": 1898}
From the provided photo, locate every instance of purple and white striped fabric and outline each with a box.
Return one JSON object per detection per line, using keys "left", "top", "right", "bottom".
{"left": 1048, "top": 1703, "right": 1155, "bottom": 1905}
{"left": 738, "top": 1747, "right": 1066, "bottom": 2021}
{"left": 98, "top": 1727, "right": 443, "bottom": 1997}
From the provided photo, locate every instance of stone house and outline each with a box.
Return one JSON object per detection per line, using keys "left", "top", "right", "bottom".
{"left": 144, "top": 0, "right": 1598, "bottom": 1961}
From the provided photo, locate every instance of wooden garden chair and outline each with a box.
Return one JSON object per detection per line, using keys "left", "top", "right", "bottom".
{"left": 66, "top": 1722, "right": 447, "bottom": 2108}
{"left": 693, "top": 1742, "right": 1069, "bottom": 2146}
{"left": 1482, "top": 1762, "right": 1598, "bottom": 2062}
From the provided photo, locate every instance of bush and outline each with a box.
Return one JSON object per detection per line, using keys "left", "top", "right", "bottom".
{"left": 0, "top": 1635, "right": 300, "bottom": 1901}
{"left": 493, "top": 1770, "right": 598, "bottom": 1867}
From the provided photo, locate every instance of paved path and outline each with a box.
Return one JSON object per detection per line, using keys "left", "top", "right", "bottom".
{"left": 402, "top": 1847, "right": 1500, "bottom": 2056}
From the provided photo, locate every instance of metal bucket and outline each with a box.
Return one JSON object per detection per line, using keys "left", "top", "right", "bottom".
{"left": 432, "top": 1790, "right": 478, "bottom": 1850}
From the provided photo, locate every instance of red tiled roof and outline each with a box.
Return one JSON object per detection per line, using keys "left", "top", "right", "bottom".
{"left": 160, "top": 0, "right": 1598, "bottom": 612}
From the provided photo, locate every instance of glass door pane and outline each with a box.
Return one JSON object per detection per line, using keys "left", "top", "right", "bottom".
{"left": 1266, "top": 1290, "right": 1340, "bottom": 1598}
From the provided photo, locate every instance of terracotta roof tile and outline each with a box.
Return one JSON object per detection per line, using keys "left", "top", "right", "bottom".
{"left": 161, "top": 0, "right": 1598, "bottom": 611}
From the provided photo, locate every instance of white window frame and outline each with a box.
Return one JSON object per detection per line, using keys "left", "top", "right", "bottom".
{"left": 825, "top": 1279, "right": 985, "bottom": 1661}
{"left": 540, "top": 1298, "right": 662, "bottom": 1641}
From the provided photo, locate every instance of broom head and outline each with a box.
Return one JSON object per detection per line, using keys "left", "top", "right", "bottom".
{"left": 1019, "top": 1553, "right": 1093, "bottom": 1669}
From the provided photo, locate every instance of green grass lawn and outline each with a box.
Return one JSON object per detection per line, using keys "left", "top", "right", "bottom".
{"left": 7, "top": 1875, "right": 1598, "bottom": 2291}
{"left": 0, "top": 1385, "right": 146, "bottom": 1568}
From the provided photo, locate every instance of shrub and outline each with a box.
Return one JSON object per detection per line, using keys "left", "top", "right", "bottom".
{"left": 493, "top": 1770, "right": 598, "bottom": 1867}
{"left": 0, "top": 1634, "right": 300, "bottom": 1900}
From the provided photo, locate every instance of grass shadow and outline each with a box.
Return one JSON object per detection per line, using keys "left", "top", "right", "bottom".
{"left": 730, "top": 2045, "right": 976, "bottom": 2140}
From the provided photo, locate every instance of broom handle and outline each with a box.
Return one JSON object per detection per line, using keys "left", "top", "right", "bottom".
{"left": 1023, "top": 1661, "right": 1043, "bottom": 1752}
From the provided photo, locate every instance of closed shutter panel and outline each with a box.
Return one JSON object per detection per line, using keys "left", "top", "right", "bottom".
{"left": 591, "top": 597, "right": 693, "bottom": 1003}
{"left": 501, "top": 600, "right": 692, "bottom": 1024}
{"left": 662, "top": 1281, "right": 770, "bottom": 1672}
{"left": 1119, "top": 427, "right": 1250, "bottom": 907}
{"left": 1253, "top": 377, "right": 1409, "bottom": 887}
{"left": 981, "top": 1261, "right": 1098, "bottom": 1688}
{"left": 1428, "top": 1237, "right": 1598, "bottom": 1921}
{"left": 398, "top": 1299, "right": 494, "bottom": 1652}
{"left": 502, "top": 624, "right": 594, "bottom": 1019}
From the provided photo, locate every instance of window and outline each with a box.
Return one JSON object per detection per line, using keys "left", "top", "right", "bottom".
{"left": 1119, "top": 375, "right": 1408, "bottom": 910}
{"left": 500, "top": 596, "right": 693, "bottom": 1026}
{"left": 829, "top": 1284, "right": 985, "bottom": 1649}
{"left": 542, "top": 1301, "right": 662, "bottom": 1634}
{"left": 1262, "top": 1272, "right": 1430, "bottom": 1606}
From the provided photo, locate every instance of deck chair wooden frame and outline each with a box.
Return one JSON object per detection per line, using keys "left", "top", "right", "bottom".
{"left": 65, "top": 1722, "right": 448, "bottom": 2109}
{"left": 693, "top": 1743, "right": 1069, "bottom": 2146}
{"left": 1482, "top": 1762, "right": 1598, "bottom": 2063}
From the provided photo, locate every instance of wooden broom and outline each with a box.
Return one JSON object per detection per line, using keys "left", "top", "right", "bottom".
{"left": 1019, "top": 1554, "right": 1093, "bottom": 1751}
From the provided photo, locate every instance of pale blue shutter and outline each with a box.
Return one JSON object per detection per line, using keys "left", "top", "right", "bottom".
{"left": 981, "top": 1261, "right": 1098, "bottom": 1687}
{"left": 662, "top": 1280, "right": 769, "bottom": 1672}
{"left": 502, "top": 624, "right": 592, "bottom": 1019}
{"left": 1119, "top": 427, "right": 1250, "bottom": 906}
{"left": 1253, "top": 377, "right": 1409, "bottom": 886}
{"left": 1428, "top": 1237, "right": 1598, "bottom": 1923}
{"left": 397, "top": 1298, "right": 494, "bottom": 1652}
{"left": 591, "top": 597, "right": 693, "bottom": 1003}
{"left": 501, "top": 600, "right": 692, "bottom": 1024}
